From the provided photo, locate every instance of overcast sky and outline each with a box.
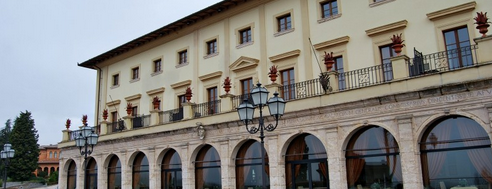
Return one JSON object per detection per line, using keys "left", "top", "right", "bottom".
{"left": 0, "top": 0, "right": 222, "bottom": 145}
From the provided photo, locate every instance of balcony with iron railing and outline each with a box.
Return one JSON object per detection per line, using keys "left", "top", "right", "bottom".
{"left": 62, "top": 39, "right": 492, "bottom": 142}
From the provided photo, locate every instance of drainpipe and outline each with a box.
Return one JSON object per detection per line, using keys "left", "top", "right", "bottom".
{"left": 93, "top": 65, "right": 103, "bottom": 126}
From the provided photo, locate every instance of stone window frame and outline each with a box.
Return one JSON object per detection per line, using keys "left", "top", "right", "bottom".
{"left": 273, "top": 9, "right": 295, "bottom": 37}
{"left": 151, "top": 56, "right": 163, "bottom": 77}
{"left": 235, "top": 23, "right": 255, "bottom": 49}
{"left": 111, "top": 72, "right": 120, "bottom": 89}
{"left": 317, "top": 0, "right": 342, "bottom": 24}
{"left": 204, "top": 36, "right": 219, "bottom": 59}
{"left": 130, "top": 64, "right": 141, "bottom": 83}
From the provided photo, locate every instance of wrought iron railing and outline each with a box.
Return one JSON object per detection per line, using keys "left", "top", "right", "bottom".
{"left": 132, "top": 115, "right": 151, "bottom": 128}
{"left": 339, "top": 64, "right": 390, "bottom": 91}
{"left": 278, "top": 78, "right": 326, "bottom": 101}
{"left": 68, "top": 126, "right": 98, "bottom": 141}
{"left": 159, "top": 108, "right": 183, "bottom": 124}
{"left": 193, "top": 100, "right": 221, "bottom": 118}
{"left": 407, "top": 45, "right": 478, "bottom": 77}
{"left": 232, "top": 93, "right": 252, "bottom": 108}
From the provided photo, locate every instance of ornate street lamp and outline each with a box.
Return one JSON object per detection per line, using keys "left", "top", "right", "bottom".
{"left": 236, "top": 82, "right": 286, "bottom": 189}
{"left": 75, "top": 120, "right": 99, "bottom": 160}
{"left": 1, "top": 143, "right": 15, "bottom": 189}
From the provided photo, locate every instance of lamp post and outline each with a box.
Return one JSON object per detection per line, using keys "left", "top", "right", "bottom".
{"left": 236, "top": 82, "right": 286, "bottom": 189}
{"left": 1, "top": 144, "right": 15, "bottom": 189}
{"left": 75, "top": 123, "right": 99, "bottom": 160}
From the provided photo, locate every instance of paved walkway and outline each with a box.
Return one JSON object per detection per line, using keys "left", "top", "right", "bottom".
{"left": 31, "top": 185, "right": 58, "bottom": 189}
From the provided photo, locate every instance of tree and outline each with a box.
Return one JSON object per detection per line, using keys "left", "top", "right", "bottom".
{"left": 9, "top": 111, "right": 40, "bottom": 181}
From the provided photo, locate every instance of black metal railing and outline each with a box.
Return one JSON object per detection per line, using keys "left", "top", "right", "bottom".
{"left": 339, "top": 64, "right": 390, "bottom": 91}
{"left": 132, "top": 115, "right": 151, "bottom": 129}
{"left": 278, "top": 78, "right": 325, "bottom": 101}
{"left": 193, "top": 100, "right": 221, "bottom": 118}
{"left": 159, "top": 108, "right": 183, "bottom": 124}
{"left": 232, "top": 93, "right": 253, "bottom": 108}
{"left": 408, "top": 45, "right": 478, "bottom": 77}
{"left": 68, "top": 126, "right": 97, "bottom": 141}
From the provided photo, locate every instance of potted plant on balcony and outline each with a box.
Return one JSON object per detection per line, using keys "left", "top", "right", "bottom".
{"left": 323, "top": 51, "right": 335, "bottom": 71}
{"left": 474, "top": 12, "right": 490, "bottom": 37}
{"left": 102, "top": 109, "right": 108, "bottom": 121}
{"left": 65, "top": 119, "right": 71, "bottom": 130}
{"left": 223, "top": 77, "right": 231, "bottom": 94}
{"left": 185, "top": 87, "right": 193, "bottom": 102}
{"left": 82, "top": 115, "right": 88, "bottom": 125}
{"left": 269, "top": 65, "right": 278, "bottom": 83}
{"left": 152, "top": 96, "right": 161, "bottom": 110}
{"left": 390, "top": 33, "right": 405, "bottom": 56}
{"left": 126, "top": 102, "right": 133, "bottom": 116}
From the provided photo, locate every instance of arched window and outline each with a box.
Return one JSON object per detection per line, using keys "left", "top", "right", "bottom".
{"left": 107, "top": 155, "right": 122, "bottom": 189}
{"left": 50, "top": 167, "right": 55, "bottom": 175}
{"left": 44, "top": 167, "right": 48, "bottom": 173}
{"left": 420, "top": 116, "right": 492, "bottom": 188}
{"left": 346, "top": 126, "right": 402, "bottom": 189}
{"left": 285, "top": 134, "right": 329, "bottom": 189}
{"left": 161, "top": 149, "right": 182, "bottom": 189}
{"left": 133, "top": 152, "right": 149, "bottom": 189}
{"left": 67, "top": 161, "right": 77, "bottom": 189}
{"left": 85, "top": 158, "right": 97, "bottom": 189}
{"left": 50, "top": 152, "right": 53, "bottom": 158}
{"left": 195, "top": 145, "right": 221, "bottom": 189}
{"left": 54, "top": 152, "right": 58, "bottom": 158}
{"left": 236, "top": 140, "right": 269, "bottom": 188}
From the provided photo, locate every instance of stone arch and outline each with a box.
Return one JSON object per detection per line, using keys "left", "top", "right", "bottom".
{"left": 127, "top": 150, "right": 148, "bottom": 167}
{"left": 340, "top": 121, "right": 399, "bottom": 153}
{"left": 279, "top": 131, "right": 327, "bottom": 164}
{"left": 189, "top": 143, "right": 221, "bottom": 166}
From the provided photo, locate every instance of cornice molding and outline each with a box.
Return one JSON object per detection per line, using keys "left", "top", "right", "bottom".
{"left": 146, "top": 87, "right": 166, "bottom": 96}
{"left": 124, "top": 94, "right": 142, "bottom": 101}
{"left": 171, "top": 80, "right": 192, "bottom": 89}
{"left": 314, "top": 36, "right": 350, "bottom": 50}
{"left": 198, "top": 71, "right": 223, "bottom": 81}
{"left": 269, "top": 49, "right": 301, "bottom": 62}
{"left": 229, "top": 56, "right": 259, "bottom": 72}
{"left": 365, "top": 20, "right": 408, "bottom": 36}
{"left": 426, "top": 1, "right": 476, "bottom": 21}
{"left": 106, "top": 100, "right": 121, "bottom": 107}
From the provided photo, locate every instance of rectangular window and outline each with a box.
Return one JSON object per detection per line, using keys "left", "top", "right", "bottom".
{"left": 153, "top": 59, "right": 161, "bottom": 73}
{"left": 443, "top": 27, "right": 473, "bottom": 70}
{"left": 277, "top": 14, "right": 292, "bottom": 32}
{"left": 178, "top": 95, "right": 186, "bottom": 107}
{"left": 131, "top": 106, "right": 138, "bottom": 117}
{"left": 281, "top": 69, "right": 295, "bottom": 100}
{"left": 132, "top": 67, "right": 139, "bottom": 80}
{"left": 112, "top": 74, "right": 119, "bottom": 86}
{"left": 379, "top": 45, "right": 395, "bottom": 82}
{"left": 240, "top": 28, "right": 252, "bottom": 44}
{"left": 207, "top": 39, "right": 217, "bottom": 55}
{"left": 321, "top": 0, "right": 338, "bottom": 18}
{"left": 334, "top": 56, "right": 346, "bottom": 90}
{"left": 207, "top": 87, "right": 218, "bottom": 114}
{"left": 178, "top": 50, "right": 188, "bottom": 64}
{"left": 241, "top": 78, "right": 253, "bottom": 95}
{"left": 111, "top": 111, "right": 118, "bottom": 132}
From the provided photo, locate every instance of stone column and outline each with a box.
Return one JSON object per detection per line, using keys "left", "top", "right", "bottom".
{"left": 391, "top": 55, "right": 410, "bottom": 80}
{"left": 123, "top": 116, "right": 133, "bottom": 130}
{"left": 474, "top": 35, "right": 492, "bottom": 63}
{"left": 77, "top": 156, "right": 85, "bottom": 189}
{"left": 146, "top": 148, "right": 157, "bottom": 188}
{"left": 485, "top": 104, "right": 492, "bottom": 129}
{"left": 326, "top": 128, "right": 344, "bottom": 189}
{"left": 220, "top": 93, "right": 235, "bottom": 113}
{"left": 62, "top": 130, "right": 70, "bottom": 142}
{"left": 58, "top": 158, "right": 67, "bottom": 189}
{"left": 120, "top": 151, "right": 131, "bottom": 189}
{"left": 96, "top": 154, "right": 107, "bottom": 189}
{"left": 265, "top": 134, "right": 281, "bottom": 188}
{"left": 100, "top": 121, "right": 108, "bottom": 135}
{"left": 219, "top": 139, "right": 232, "bottom": 188}
{"left": 183, "top": 102, "right": 195, "bottom": 120}
{"left": 150, "top": 110, "right": 161, "bottom": 126}
{"left": 180, "top": 144, "right": 192, "bottom": 189}
{"left": 396, "top": 115, "right": 422, "bottom": 188}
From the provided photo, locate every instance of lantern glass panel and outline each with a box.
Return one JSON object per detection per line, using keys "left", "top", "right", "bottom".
{"left": 251, "top": 86, "right": 269, "bottom": 106}
{"left": 237, "top": 102, "right": 255, "bottom": 121}
{"left": 88, "top": 133, "right": 98, "bottom": 145}
{"left": 7, "top": 149, "right": 14, "bottom": 158}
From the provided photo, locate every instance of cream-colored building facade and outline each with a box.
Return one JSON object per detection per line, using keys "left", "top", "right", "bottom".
{"left": 58, "top": 0, "right": 492, "bottom": 188}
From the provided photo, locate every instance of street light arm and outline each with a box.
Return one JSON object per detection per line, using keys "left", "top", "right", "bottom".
{"left": 245, "top": 121, "right": 260, "bottom": 134}
{"left": 265, "top": 115, "right": 280, "bottom": 132}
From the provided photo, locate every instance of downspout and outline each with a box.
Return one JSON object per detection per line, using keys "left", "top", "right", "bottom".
{"left": 93, "top": 65, "right": 103, "bottom": 126}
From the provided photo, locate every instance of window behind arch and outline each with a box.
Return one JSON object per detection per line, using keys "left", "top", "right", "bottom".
{"left": 346, "top": 126, "right": 402, "bottom": 188}
{"left": 162, "top": 149, "right": 182, "bottom": 189}
{"left": 133, "top": 153, "right": 149, "bottom": 189}
{"left": 85, "top": 158, "right": 97, "bottom": 189}
{"left": 236, "top": 140, "right": 269, "bottom": 188}
{"left": 285, "top": 134, "right": 328, "bottom": 189}
{"left": 108, "top": 156, "right": 121, "bottom": 189}
{"left": 195, "top": 145, "right": 221, "bottom": 189}
{"left": 420, "top": 116, "right": 492, "bottom": 188}
{"left": 67, "top": 161, "right": 76, "bottom": 189}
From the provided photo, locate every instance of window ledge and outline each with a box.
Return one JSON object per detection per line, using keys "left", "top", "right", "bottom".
{"left": 274, "top": 28, "right": 295, "bottom": 37}
{"left": 110, "top": 85, "right": 120, "bottom": 89}
{"left": 176, "top": 62, "right": 189, "bottom": 68}
{"left": 130, "top": 78, "right": 140, "bottom": 83}
{"left": 151, "top": 70, "right": 163, "bottom": 77}
{"left": 204, "top": 52, "right": 219, "bottom": 59}
{"left": 369, "top": 0, "right": 395, "bottom": 8}
{"left": 236, "top": 41, "right": 254, "bottom": 49}
{"left": 318, "top": 14, "right": 342, "bottom": 24}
